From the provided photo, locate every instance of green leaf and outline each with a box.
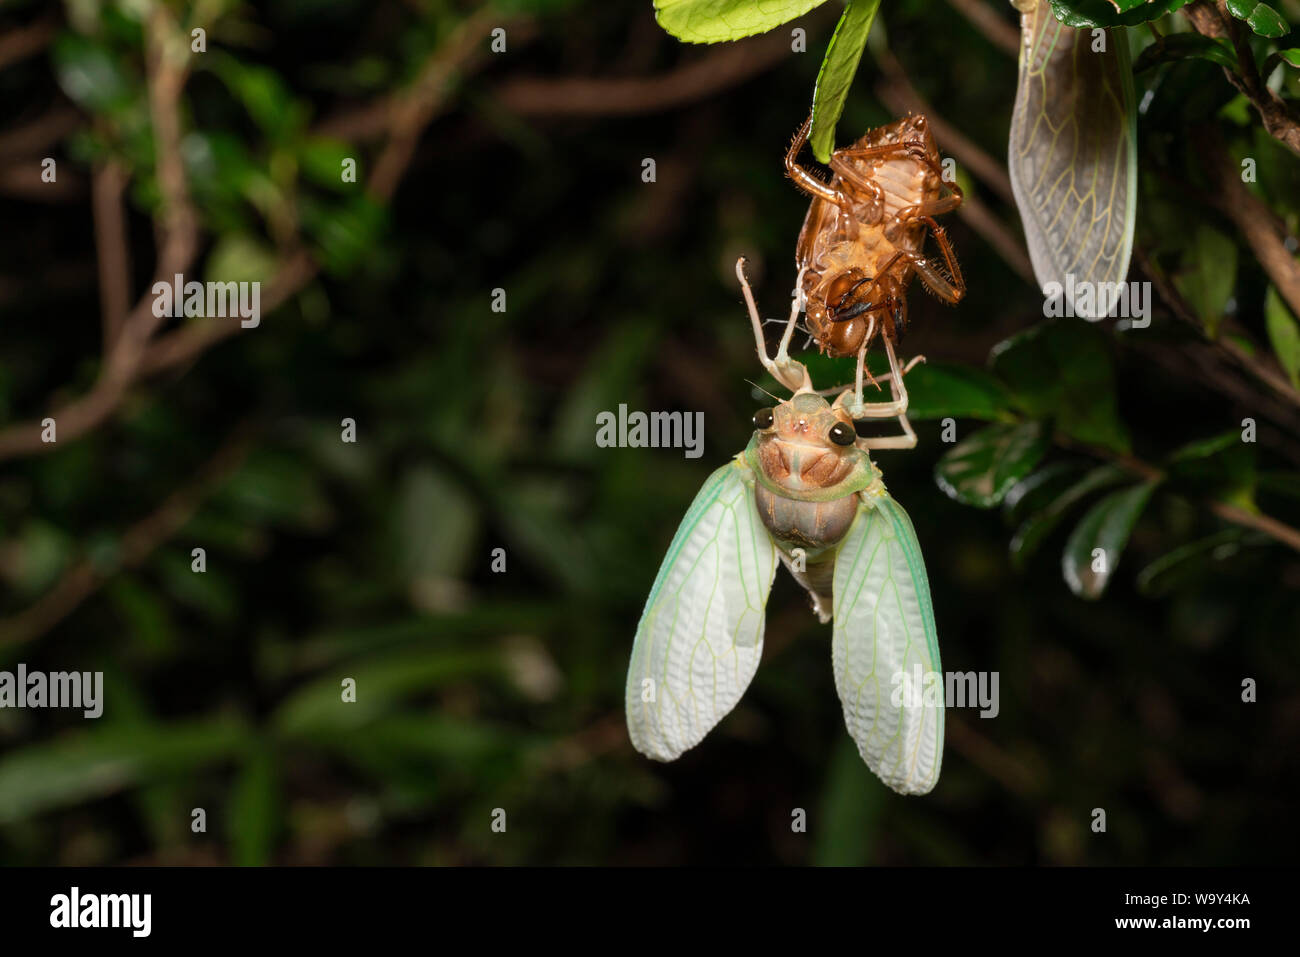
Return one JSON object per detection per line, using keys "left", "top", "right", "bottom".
{"left": 989, "top": 320, "right": 1130, "bottom": 453}
{"left": 1171, "top": 226, "right": 1237, "bottom": 337}
{"left": 0, "top": 719, "right": 248, "bottom": 824}
{"left": 229, "top": 744, "right": 279, "bottom": 866}
{"left": 1136, "top": 529, "right": 1251, "bottom": 597}
{"left": 897, "top": 362, "right": 1011, "bottom": 421}
{"left": 211, "top": 56, "right": 305, "bottom": 139}
{"left": 1224, "top": 0, "right": 1256, "bottom": 18}
{"left": 934, "top": 421, "right": 1050, "bottom": 508}
{"left": 809, "top": 0, "right": 882, "bottom": 163}
{"left": 205, "top": 234, "right": 278, "bottom": 287}
{"left": 273, "top": 648, "right": 504, "bottom": 737}
{"left": 813, "top": 737, "right": 885, "bottom": 864}
{"left": 1010, "top": 464, "right": 1131, "bottom": 568}
{"left": 652, "top": 0, "right": 826, "bottom": 43}
{"left": 1003, "top": 462, "right": 1086, "bottom": 523}
{"left": 1247, "top": 3, "right": 1289, "bottom": 37}
{"left": 1049, "top": 0, "right": 1191, "bottom": 28}
{"left": 1134, "top": 34, "right": 1238, "bottom": 72}
{"left": 52, "top": 35, "right": 132, "bottom": 114}
{"left": 1277, "top": 48, "right": 1300, "bottom": 68}
{"left": 1167, "top": 431, "right": 1257, "bottom": 511}
{"left": 1264, "top": 286, "right": 1300, "bottom": 388}
{"left": 1061, "top": 481, "right": 1158, "bottom": 598}
{"left": 299, "top": 137, "right": 357, "bottom": 193}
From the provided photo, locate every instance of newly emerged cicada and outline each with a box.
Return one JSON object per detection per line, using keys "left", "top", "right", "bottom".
{"left": 624, "top": 259, "right": 943, "bottom": 795}
{"left": 786, "top": 114, "right": 965, "bottom": 401}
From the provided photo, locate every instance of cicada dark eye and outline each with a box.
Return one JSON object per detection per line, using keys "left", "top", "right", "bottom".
{"left": 828, "top": 422, "right": 856, "bottom": 446}
{"left": 753, "top": 407, "right": 775, "bottom": 430}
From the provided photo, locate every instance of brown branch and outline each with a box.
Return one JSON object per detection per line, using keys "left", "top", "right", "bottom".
{"left": 369, "top": 8, "right": 508, "bottom": 201}
{"left": 0, "top": 9, "right": 493, "bottom": 461}
{"left": 0, "top": 106, "right": 80, "bottom": 159}
{"left": 0, "top": 10, "right": 195, "bottom": 461}
{"left": 1199, "top": 129, "right": 1300, "bottom": 332}
{"left": 493, "top": 26, "right": 800, "bottom": 117}
{"left": 1134, "top": 245, "right": 1300, "bottom": 418}
{"left": 0, "top": 17, "right": 56, "bottom": 71}
{"left": 1184, "top": 0, "right": 1300, "bottom": 157}
{"left": 91, "top": 161, "right": 131, "bottom": 348}
{"left": 1062, "top": 435, "right": 1300, "bottom": 553}
{"left": 945, "top": 0, "right": 1021, "bottom": 57}
{"left": 0, "top": 422, "right": 257, "bottom": 647}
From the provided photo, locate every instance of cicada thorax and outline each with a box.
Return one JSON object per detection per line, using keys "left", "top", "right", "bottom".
{"left": 795, "top": 116, "right": 947, "bottom": 359}
{"left": 749, "top": 393, "right": 866, "bottom": 556}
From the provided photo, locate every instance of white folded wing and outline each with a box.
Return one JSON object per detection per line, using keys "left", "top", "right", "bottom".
{"left": 626, "top": 461, "right": 777, "bottom": 761}
{"left": 832, "top": 494, "right": 944, "bottom": 794}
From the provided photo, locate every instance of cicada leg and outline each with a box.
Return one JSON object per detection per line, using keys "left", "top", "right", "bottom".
{"left": 894, "top": 217, "right": 966, "bottom": 305}
{"left": 736, "top": 257, "right": 812, "bottom": 395}
{"left": 785, "top": 116, "right": 851, "bottom": 211}
{"left": 845, "top": 335, "right": 921, "bottom": 451}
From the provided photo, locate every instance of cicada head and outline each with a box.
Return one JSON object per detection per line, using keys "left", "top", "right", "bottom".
{"left": 751, "top": 392, "right": 864, "bottom": 496}
{"left": 805, "top": 267, "right": 886, "bottom": 357}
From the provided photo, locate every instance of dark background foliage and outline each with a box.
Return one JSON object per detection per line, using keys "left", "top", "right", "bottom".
{"left": 0, "top": 0, "right": 1297, "bottom": 865}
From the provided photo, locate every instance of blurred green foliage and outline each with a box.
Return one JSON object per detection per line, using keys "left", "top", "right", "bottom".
{"left": 0, "top": 0, "right": 1297, "bottom": 865}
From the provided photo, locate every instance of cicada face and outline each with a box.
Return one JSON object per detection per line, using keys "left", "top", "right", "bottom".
{"left": 751, "top": 392, "right": 862, "bottom": 497}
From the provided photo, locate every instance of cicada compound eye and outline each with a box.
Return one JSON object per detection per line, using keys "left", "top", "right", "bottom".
{"left": 753, "top": 407, "right": 775, "bottom": 430}
{"left": 828, "top": 422, "right": 856, "bottom": 447}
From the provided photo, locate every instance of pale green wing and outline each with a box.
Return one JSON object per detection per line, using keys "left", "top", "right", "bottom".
{"left": 626, "top": 459, "right": 777, "bottom": 761}
{"left": 831, "top": 492, "right": 944, "bottom": 794}
{"left": 1009, "top": 0, "right": 1136, "bottom": 317}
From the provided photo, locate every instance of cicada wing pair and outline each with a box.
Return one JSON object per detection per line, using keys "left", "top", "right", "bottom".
{"left": 625, "top": 458, "right": 944, "bottom": 795}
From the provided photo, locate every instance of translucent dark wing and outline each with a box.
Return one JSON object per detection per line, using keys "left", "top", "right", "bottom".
{"left": 625, "top": 460, "right": 778, "bottom": 761}
{"left": 1009, "top": 0, "right": 1136, "bottom": 317}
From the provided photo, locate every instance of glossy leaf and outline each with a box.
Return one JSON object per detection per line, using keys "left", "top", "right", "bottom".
{"left": 1048, "top": 0, "right": 1191, "bottom": 28}
{"left": 1003, "top": 461, "right": 1086, "bottom": 523}
{"left": 1136, "top": 529, "right": 1251, "bottom": 597}
{"left": 934, "top": 421, "right": 1050, "bottom": 508}
{"left": 1167, "top": 431, "right": 1257, "bottom": 510}
{"left": 809, "top": 0, "right": 882, "bottom": 163}
{"left": 1247, "top": 3, "right": 1289, "bottom": 37}
{"left": 899, "top": 362, "right": 1012, "bottom": 421}
{"left": 653, "top": 0, "right": 826, "bottom": 43}
{"left": 1010, "top": 464, "right": 1130, "bottom": 567}
{"left": 989, "top": 320, "right": 1130, "bottom": 453}
{"left": 1134, "top": 34, "right": 1238, "bottom": 72}
{"left": 1061, "top": 481, "right": 1158, "bottom": 598}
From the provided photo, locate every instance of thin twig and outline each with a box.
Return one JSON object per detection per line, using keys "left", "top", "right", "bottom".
{"left": 0, "top": 17, "right": 56, "bottom": 71}
{"left": 91, "top": 161, "right": 131, "bottom": 349}
{"left": 369, "top": 8, "right": 506, "bottom": 201}
{"left": 945, "top": 0, "right": 1021, "bottom": 57}
{"left": 1184, "top": 0, "right": 1300, "bottom": 157}
{"left": 0, "top": 10, "right": 499, "bottom": 461}
{"left": 1062, "top": 434, "right": 1300, "bottom": 553}
{"left": 1199, "top": 127, "right": 1300, "bottom": 331}
{"left": 0, "top": 422, "right": 257, "bottom": 647}
{"left": 493, "top": 26, "right": 801, "bottom": 117}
